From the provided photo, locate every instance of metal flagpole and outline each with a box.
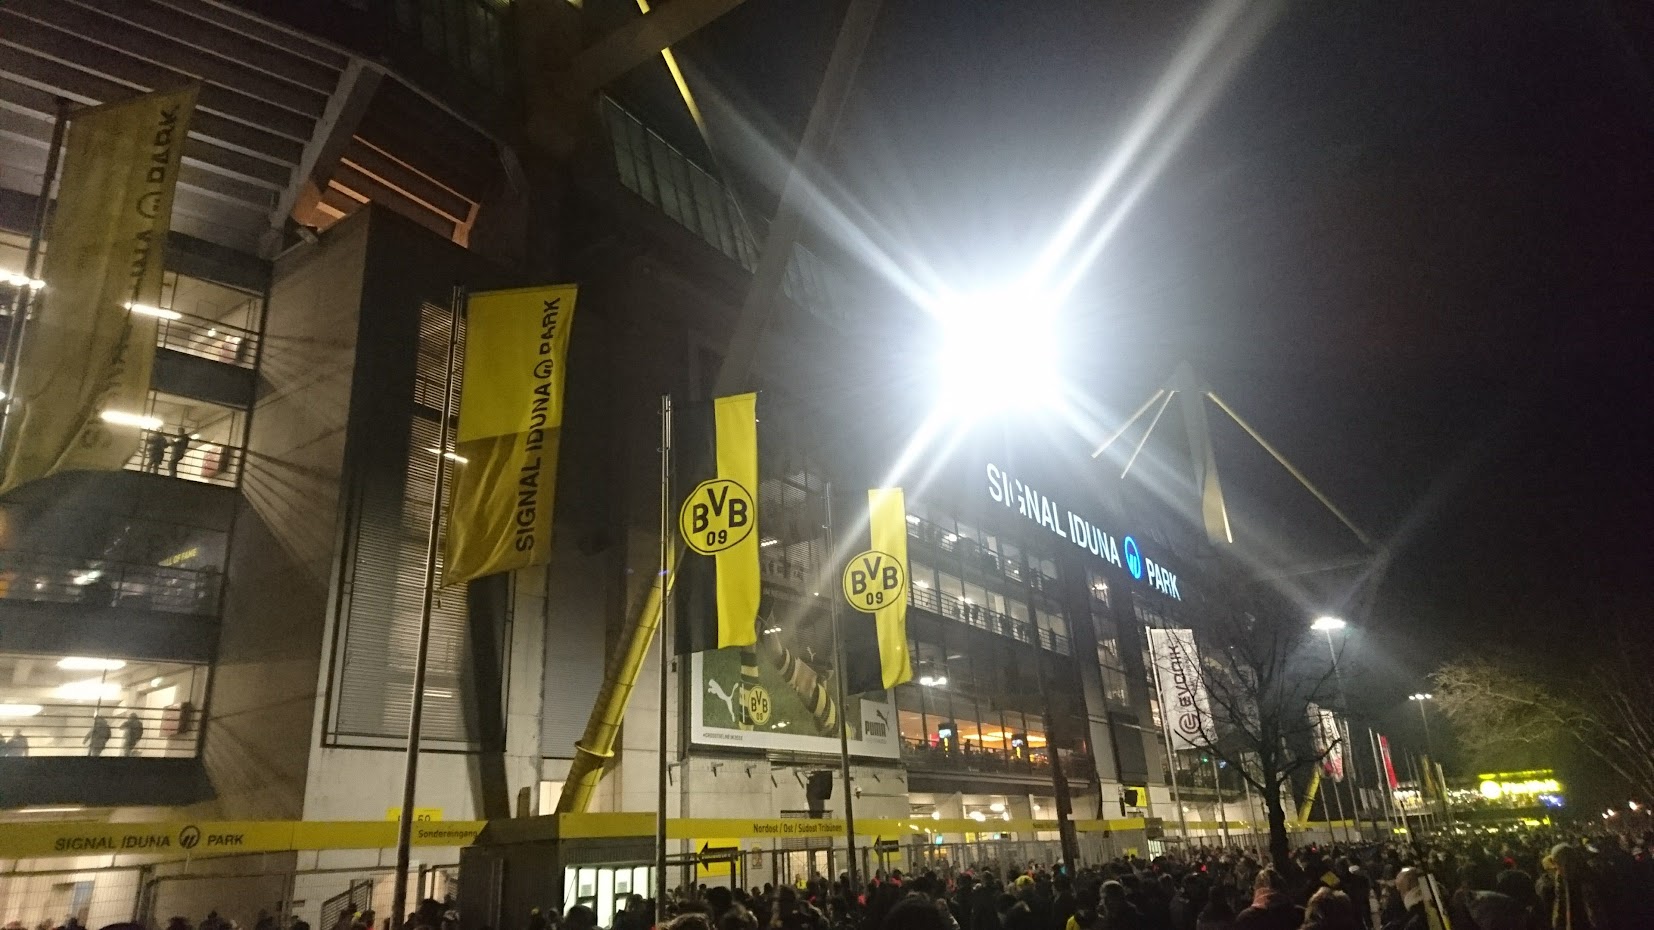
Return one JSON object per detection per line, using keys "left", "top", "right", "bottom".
{"left": 1210, "top": 757, "right": 1231, "bottom": 846}
{"left": 1240, "top": 759, "right": 1260, "bottom": 849}
{"left": 1145, "top": 644, "right": 1190, "bottom": 843}
{"left": 822, "top": 481, "right": 860, "bottom": 893}
{"left": 1369, "top": 727, "right": 1400, "bottom": 841}
{"left": 390, "top": 284, "right": 463, "bottom": 930}
{"left": 656, "top": 395, "right": 673, "bottom": 921}
{"left": 0, "top": 96, "right": 71, "bottom": 451}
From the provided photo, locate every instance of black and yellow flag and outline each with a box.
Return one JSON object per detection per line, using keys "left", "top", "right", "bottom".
{"left": 841, "top": 487, "right": 914, "bottom": 693}
{"left": 673, "top": 392, "right": 760, "bottom": 654}
{"left": 443, "top": 284, "right": 577, "bottom": 586}
{"left": 1, "top": 85, "right": 199, "bottom": 494}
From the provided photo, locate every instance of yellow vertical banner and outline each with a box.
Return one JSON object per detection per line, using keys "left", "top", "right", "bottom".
{"left": 443, "top": 284, "right": 578, "bottom": 586}
{"left": 866, "top": 488, "right": 913, "bottom": 689}
{"left": 711, "top": 393, "right": 760, "bottom": 649}
{"left": 1, "top": 85, "right": 200, "bottom": 494}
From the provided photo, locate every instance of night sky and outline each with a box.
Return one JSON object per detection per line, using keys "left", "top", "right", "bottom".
{"left": 672, "top": 1, "right": 1654, "bottom": 756}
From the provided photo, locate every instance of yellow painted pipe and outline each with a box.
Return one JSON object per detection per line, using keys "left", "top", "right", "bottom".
{"left": 556, "top": 548, "right": 679, "bottom": 814}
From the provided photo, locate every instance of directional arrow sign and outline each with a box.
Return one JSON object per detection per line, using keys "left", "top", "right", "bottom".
{"left": 699, "top": 842, "right": 740, "bottom": 861}
{"left": 873, "top": 838, "right": 900, "bottom": 854}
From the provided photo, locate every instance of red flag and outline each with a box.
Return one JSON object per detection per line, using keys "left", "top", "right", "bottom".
{"left": 1378, "top": 734, "right": 1399, "bottom": 789}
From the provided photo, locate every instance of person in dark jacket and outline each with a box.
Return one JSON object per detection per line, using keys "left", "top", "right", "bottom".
{"left": 1235, "top": 869, "right": 1303, "bottom": 930}
{"left": 1099, "top": 881, "right": 1145, "bottom": 930}
{"left": 1171, "top": 875, "right": 1207, "bottom": 930}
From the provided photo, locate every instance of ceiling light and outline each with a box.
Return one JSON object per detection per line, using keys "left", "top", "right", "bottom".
{"left": 989, "top": 802, "right": 1005, "bottom": 813}
{"left": 100, "top": 410, "right": 164, "bottom": 430}
{"left": 4, "top": 272, "right": 45, "bottom": 289}
{"left": 57, "top": 657, "right": 126, "bottom": 671}
{"left": 16, "top": 806, "right": 83, "bottom": 813}
{"left": 760, "top": 537, "right": 779, "bottom": 547}
{"left": 124, "top": 301, "right": 182, "bottom": 321}
{"left": 424, "top": 448, "right": 468, "bottom": 464}
{"left": 905, "top": 514, "right": 920, "bottom": 524}
{"left": 930, "top": 811, "right": 941, "bottom": 820}
{"left": 969, "top": 811, "right": 986, "bottom": 822}
{"left": 0, "top": 703, "right": 43, "bottom": 717}
{"left": 54, "top": 679, "right": 123, "bottom": 701}
{"left": 150, "top": 677, "right": 163, "bottom": 687}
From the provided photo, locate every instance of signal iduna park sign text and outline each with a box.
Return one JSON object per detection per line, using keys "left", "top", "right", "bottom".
{"left": 985, "top": 462, "right": 1181, "bottom": 600}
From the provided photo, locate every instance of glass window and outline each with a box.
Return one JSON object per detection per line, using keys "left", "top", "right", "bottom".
{"left": 0, "top": 653, "right": 207, "bottom": 758}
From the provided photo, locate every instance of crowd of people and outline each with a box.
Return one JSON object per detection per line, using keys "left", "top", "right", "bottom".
{"left": 525, "top": 827, "right": 1654, "bottom": 930}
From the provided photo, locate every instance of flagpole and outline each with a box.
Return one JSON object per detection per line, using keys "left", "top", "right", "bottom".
{"left": 0, "top": 96, "right": 71, "bottom": 451}
{"left": 821, "top": 481, "right": 860, "bottom": 895}
{"left": 391, "top": 284, "right": 463, "bottom": 930}
{"left": 1210, "top": 756, "right": 1230, "bottom": 846}
{"left": 1145, "top": 637, "right": 1190, "bottom": 845}
{"left": 656, "top": 394, "right": 672, "bottom": 922}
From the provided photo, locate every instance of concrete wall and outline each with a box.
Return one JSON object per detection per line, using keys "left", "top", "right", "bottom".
{"left": 200, "top": 212, "right": 371, "bottom": 820}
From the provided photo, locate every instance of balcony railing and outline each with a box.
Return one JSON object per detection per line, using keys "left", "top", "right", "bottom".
{"left": 0, "top": 702, "right": 200, "bottom": 758}
{"left": 908, "top": 584, "right": 1071, "bottom": 655}
{"left": 900, "top": 737, "right": 1094, "bottom": 782}
{"left": 122, "top": 429, "right": 243, "bottom": 487}
{"left": 155, "top": 312, "right": 258, "bottom": 368}
{"left": 0, "top": 552, "right": 221, "bottom": 616}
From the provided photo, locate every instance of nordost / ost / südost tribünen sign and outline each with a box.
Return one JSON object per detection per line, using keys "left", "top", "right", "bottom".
{"left": 984, "top": 462, "right": 1181, "bottom": 600}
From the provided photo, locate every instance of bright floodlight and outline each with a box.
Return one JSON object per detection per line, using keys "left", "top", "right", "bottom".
{"left": 1311, "top": 615, "right": 1347, "bottom": 631}
{"left": 1409, "top": 692, "right": 1434, "bottom": 701}
{"left": 932, "top": 288, "right": 1062, "bottom": 419}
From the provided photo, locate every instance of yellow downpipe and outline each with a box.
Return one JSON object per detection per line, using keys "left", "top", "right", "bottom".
{"left": 556, "top": 546, "right": 679, "bottom": 813}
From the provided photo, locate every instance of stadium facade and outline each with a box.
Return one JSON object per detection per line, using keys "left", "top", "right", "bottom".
{"left": 0, "top": 2, "right": 1332, "bottom": 927}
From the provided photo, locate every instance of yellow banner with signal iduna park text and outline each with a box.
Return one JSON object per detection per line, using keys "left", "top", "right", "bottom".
{"left": 0, "top": 85, "right": 199, "bottom": 495}
{"left": 443, "top": 284, "right": 578, "bottom": 586}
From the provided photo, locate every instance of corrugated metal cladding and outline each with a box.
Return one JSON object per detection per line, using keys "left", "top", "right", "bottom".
{"left": 0, "top": 0, "right": 342, "bottom": 252}
{"left": 0, "top": 0, "right": 499, "bottom": 253}
{"left": 329, "top": 302, "right": 504, "bottom": 748}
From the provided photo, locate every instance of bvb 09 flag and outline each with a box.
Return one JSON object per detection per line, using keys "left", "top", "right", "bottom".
{"left": 674, "top": 393, "right": 760, "bottom": 654}
{"left": 1, "top": 85, "right": 199, "bottom": 494}
{"left": 840, "top": 488, "right": 914, "bottom": 693}
{"left": 443, "top": 285, "right": 578, "bottom": 586}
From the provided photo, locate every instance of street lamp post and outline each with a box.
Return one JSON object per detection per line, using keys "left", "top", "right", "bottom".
{"left": 1311, "top": 616, "right": 1361, "bottom": 842}
{"left": 1410, "top": 692, "right": 1449, "bottom": 829}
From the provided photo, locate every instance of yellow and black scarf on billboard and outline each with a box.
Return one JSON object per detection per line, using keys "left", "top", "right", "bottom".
{"left": 840, "top": 487, "right": 914, "bottom": 693}
{"left": 673, "top": 392, "right": 760, "bottom": 655}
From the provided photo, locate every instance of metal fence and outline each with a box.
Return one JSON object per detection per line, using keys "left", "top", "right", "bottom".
{"left": 907, "top": 584, "right": 1072, "bottom": 655}
{"left": 156, "top": 313, "right": 259, "bottom": 369}
{"left": 123, "top": 429, "right": 243, "bottom": 487}
{"left": 0, "top": 551, "right": 221, "bottom": 616}
{"left": 900, "top": 737, "right": 1095, "bottom": 782}
{"left": 0, "top": 702, "right": 200, "bottom": 758}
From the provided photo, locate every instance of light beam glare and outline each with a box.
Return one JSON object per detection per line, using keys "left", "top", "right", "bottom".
{"left": 1049, "top": 0, "right": 1285, "bottom": 303}
{"left": 1027, "top": 0, "right": 1252, "bottom": 289}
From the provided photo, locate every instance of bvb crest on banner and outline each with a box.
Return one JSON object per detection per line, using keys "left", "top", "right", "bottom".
{"left": 839, "top": 487, "right": 914, "bottom": 693}
{"left": 673, "top": 392, "right": 760, "bottom": 655}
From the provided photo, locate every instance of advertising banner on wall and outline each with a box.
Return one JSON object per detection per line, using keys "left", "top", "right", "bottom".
{"left": 1145, "top": 627, "right": 1213, "bottom": 751}
{"left": 690, "top": 593, "right": 900, "bottom": 759}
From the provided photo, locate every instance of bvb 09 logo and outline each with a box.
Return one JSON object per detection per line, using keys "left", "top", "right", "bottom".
{"left": 842, "top": 549, "right": 905, "bottom": 613}
{"left": 680, "top": 479, "right": 756, "bottom": 555}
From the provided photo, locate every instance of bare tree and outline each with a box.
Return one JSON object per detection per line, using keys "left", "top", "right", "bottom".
{"left": 1153, "top": 583, "right": 1344, "bottom": 870}
{"left": 1433, "top": 635, "right": 1654, "bottom": 800}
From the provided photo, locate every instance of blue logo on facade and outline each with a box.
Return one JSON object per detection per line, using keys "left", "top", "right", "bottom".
{"left": 1123, "top": 536, "right": 1143, "bottom": 579}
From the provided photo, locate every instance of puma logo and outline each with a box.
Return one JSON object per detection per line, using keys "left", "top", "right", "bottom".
{"left": 707, "top": 678, "right": 742, "bottom": 723}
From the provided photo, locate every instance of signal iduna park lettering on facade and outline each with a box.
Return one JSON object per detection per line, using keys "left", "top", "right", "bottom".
{"left": 984, "top": 463, "right": 1181, "bottom": 600}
